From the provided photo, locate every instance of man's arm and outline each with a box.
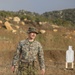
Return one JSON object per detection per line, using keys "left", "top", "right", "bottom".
{"left": 11, "top": 42, "right": 22, "bottom": 72}
{"left": 38, "top": 43, "right": 45, "bottom": 75}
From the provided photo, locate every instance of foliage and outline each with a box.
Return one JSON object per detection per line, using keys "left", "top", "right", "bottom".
{"left": 43, "top": 8, "right": 75, "bottom": 26}
{"left": 0, "top": 8, "right": 75, "bottom": 27}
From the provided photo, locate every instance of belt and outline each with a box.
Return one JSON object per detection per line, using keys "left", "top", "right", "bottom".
{"left": 20, "top": 59, "right": 36, "bottom": 63}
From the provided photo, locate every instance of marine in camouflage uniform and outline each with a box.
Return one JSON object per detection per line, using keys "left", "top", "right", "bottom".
{"left": 12, "top": 27, "right": 45, "bottom": 75}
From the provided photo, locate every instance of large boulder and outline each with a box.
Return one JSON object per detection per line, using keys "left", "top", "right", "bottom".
{"left": 13, "top": 17, "right": 20, "bottom": 23}
{"left": 4, "top": 21, "right": 13, "bottom": 31}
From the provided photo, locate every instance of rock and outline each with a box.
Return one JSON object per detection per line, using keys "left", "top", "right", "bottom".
{"left": 24, "top": 18, "right": 27, "bottom": 21}
{"left": 5, "top": 18, "right": 9, "bottom": 21}
{"left": 39, "top": 30, "right": 46, "bottom": 34}
{"left": 51, "top": 25, "right": 59, "bottom": 28}
{"left": 69, "top": 36, "right": 72, "bottom": 39}
{"left": 5, "top": 17, "right": 12, "bottom": 21}
{"left": 0, "top": 20, "right": 2, "bottom": 24}
{"left": 20, "top": 21, "right": 25, "bottom": 25}
{"left": 13, "top": 17, "right": 20, "bottom": 23}
{"left": 24, "top": 18, "right": 31, "bottom": 23}
{"left": 39, "top": 22, "right": 42, "bottom": 25}
{"left": 4, "top": 21, "right": 13, "bottom": 31}
{"left": 0, "top": 26, "right": 2, "bottom": 28}
{"left": 12, "top": 30, "right": 17, "bottom": 33}
{"left": 73, "top": 31, "right": 75, "bottom": 33}
{"left": 53, "top": 29, "right": 58, "bottom": 32}
{"left": 15, "top": 26, "right": 19, "bottom": 29}
{"left": 8, "top": 17, "right": 12, "bottom": 20}
{"left": 0, "top": 20, "right": 3, "bottom": 29}
{"left": 39, "top": 21, "right": 48, "bottom": 25}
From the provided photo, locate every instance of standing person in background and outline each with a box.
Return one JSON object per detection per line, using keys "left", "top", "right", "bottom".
{"left": 66, "top": 46, "right": 74, "bottom": 70}
{"left": 11, "top": 27, "right": 45, "bottom": 75}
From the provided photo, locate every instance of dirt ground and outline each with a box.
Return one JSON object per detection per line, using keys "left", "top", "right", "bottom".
{"left": 0, "top": 50, "right": 75, "bottom": 75}
{"left": 44, "top": 50, "right": 75, "bottom": 75}
{"left": 0, "top": 26, "right": 75, "bottom": 75}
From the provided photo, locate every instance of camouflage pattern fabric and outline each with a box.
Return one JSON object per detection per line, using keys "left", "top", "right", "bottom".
{"left": 17, "top": 61, "right": 38, "bottom": 75}
{"left": 12, "top": 38, "right": 45, "bottom": 75}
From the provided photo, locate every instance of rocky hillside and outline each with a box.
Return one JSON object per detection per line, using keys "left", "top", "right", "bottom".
{"left": 0, "top": 8, "right": 75, "bottom": 27}
{"left": 0, "top": 12, "right": 75, "bottom": 50}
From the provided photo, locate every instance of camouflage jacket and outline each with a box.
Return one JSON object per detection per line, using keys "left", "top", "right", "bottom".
{"left": 12, "top": 39, "right": 45, "bottom": 70}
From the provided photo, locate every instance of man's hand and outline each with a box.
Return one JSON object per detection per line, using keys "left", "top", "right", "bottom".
{"left": 41, "top": 69, "right": 45, "bottom": 75}
{"left": 11, "top": 66, "right": 15, "bottom": 73}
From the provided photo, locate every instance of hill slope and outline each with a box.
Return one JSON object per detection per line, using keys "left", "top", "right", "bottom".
{"left": 0, "top": 9, "right": 75, "bottom": 75}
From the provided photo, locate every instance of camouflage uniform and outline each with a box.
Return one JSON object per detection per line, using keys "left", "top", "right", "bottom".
{"left": 12, "top": 38, "right": 45, "bottom": 75}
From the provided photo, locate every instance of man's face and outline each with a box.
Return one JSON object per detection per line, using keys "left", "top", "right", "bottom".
{"left": 28, "top": 32, "right": 37, "bottom": 39}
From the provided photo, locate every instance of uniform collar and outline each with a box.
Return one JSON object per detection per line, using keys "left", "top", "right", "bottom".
{"left": 25, "top": 38, "right": 35, "bottom": 45}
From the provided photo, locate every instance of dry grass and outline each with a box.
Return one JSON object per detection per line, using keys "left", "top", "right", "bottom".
{"left": 0, "top": 24, "right": 75, "bottom": 75}
{"left": 0, "top": 50, "right": 75, "bottom": 75}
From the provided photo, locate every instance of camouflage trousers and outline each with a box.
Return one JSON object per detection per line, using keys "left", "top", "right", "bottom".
{"left": 16, "top": 61, "right": 38, "bottom": 75}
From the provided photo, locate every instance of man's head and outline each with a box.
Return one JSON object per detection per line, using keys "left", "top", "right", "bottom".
{"left": 27, "top": 27, "right": 38, "bottom": 34}
{"left": 27, "top": 27, "right": 38, "bottom": 40}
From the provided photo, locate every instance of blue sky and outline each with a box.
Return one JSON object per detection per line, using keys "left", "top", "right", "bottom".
{"left": 0, "top": 0, "right": 75, "bottom": 14}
